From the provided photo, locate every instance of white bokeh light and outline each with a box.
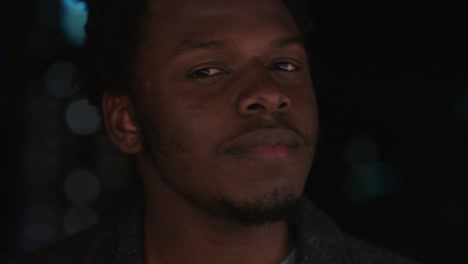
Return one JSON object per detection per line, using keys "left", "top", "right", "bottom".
{"left": 65, "top": 99, "right": 101, "bottom": 135}
{"left": 64, "top": 169, "right": 100, "bottom": 205}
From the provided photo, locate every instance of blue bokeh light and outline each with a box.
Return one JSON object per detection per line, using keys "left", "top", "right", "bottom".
{"left": 60, "top": 0, "right": 88, "bottom": 46}
{"left": 344, "top": 161, "right": 402, "bottom": 203}
{"left": 360, "top": 162, "right": 401, "bottom": 197}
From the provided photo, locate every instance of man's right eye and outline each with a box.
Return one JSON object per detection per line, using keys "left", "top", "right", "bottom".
{"left": 189, "top": 68, "right": 226, "bottom": 78}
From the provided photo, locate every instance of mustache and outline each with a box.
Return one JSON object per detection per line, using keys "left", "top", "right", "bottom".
{"left": 218, "top": 119, "right": 314, "bottom": 154}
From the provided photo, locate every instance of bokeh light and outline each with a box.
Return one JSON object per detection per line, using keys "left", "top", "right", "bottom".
{"left": 359, "top": 162, "right": 401, "bottom": 197}
{"left": 44, "top": 62, "right": 76, "bottom": 98}
{"left": 64, "top": 169, "right": 100, "bottom": 205}
{"left": 344, "top": 162, "right": 402, "bottom": 203}
{"left": 60, "top": 0, "right": 88, "bottom": 46}
{"left": 65, "top": 98, "right": 101, "bottom": 135}
{"left": 342, "top": 136, "right": 401, "bottom": 202}
{"left": 64, "top": 206, "right": 99, "bottom": 235}
{"left": 20, "top": 206, "right": 58, "bottom": 252}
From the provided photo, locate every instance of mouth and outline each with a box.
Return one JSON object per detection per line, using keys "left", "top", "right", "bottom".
{"left": 243, "top": 144, "right": 293, "bottom": 159}
{"left": 224, "top": 128, "right": 302, "bottom": 160}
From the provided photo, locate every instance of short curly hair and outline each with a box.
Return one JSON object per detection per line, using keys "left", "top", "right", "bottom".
{"left": 76, "top": 0, "right": 313, "bottom": 108}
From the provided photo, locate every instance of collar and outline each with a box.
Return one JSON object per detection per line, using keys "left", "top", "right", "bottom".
{"left": 294, "top": 198, "right": 351, "bottom": 264}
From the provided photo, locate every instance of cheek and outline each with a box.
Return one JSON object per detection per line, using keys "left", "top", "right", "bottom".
{"left": 291, "top": 87, "right": 318, "bottom": 121}
{"left": 156, "top": 100, "right": 223, "bottom": 154}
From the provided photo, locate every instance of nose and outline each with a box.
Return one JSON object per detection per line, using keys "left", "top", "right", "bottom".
{"left": 236, "top": 66, "right": 291, "bottom": 117}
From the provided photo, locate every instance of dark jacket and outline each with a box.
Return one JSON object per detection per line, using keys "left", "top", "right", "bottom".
{"left": 5, "top": 198, "right": 418, "bottom": 264}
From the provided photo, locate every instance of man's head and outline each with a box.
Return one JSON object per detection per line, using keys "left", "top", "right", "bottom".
{"left": 78, "top": 0, "right": 318, "bottom": 227}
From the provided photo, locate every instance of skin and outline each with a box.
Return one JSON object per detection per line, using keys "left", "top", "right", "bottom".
{"left": 102, "top": 0, "right": 319, "bottom": 263}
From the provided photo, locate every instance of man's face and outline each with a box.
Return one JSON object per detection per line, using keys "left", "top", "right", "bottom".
{"left": 132, "top": 0, "right": 318, "bottom": 223}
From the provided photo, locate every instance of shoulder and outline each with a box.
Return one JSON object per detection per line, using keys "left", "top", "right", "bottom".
{"left": 295, "top": 198, "right": 419, "bottom": 264}
{"left": 342, "top": 234, "right": 418, "bottom": 264}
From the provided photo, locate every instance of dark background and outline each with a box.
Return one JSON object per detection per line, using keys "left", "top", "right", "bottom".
{"left": 1, "top": 0, "right": 467, "bottom": 263}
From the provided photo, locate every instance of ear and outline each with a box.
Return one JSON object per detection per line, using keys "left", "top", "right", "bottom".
{"left": 102, "top": 93, "right": 142, "bottom": 154}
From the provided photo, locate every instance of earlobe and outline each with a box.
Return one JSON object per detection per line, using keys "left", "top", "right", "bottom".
{"left": 102, "top": 93, "right": 143, "bottom": 154}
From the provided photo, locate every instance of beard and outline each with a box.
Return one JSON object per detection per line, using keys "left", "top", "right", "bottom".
{"left": 139, "top": 140, "right": 306, "bottom": 228}
{"left": 214, "top": 189, "right": 304, "bottom": 227}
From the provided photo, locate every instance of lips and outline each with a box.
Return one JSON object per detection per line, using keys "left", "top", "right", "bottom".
{"left": 224, "top": 128, "right": 302, "bottom": 159}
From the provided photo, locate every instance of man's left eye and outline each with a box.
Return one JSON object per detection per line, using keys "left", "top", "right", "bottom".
{"left": 189, "top": 67, "right": 226, "bottom": 78}
{"left": 273, "top": 62, "right": 299, "bottom": 72}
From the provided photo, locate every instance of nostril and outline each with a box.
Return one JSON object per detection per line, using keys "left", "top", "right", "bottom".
{"left": 247, "top": 103, "right": 263, "bottom": 111}
{"left": 279, "top": 102, "right": 288, "bottom": 109}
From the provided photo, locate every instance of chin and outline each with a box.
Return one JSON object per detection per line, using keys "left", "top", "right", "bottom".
{"left": 214, "top": 188, "right": 305, "bottom": 227}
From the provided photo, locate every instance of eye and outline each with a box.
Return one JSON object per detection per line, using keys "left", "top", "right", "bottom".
{"left": 273, "top": 62, "right": 299, "bottom": 72}
{"left": 189, "top": 67, "right": 226, "bottom": 78}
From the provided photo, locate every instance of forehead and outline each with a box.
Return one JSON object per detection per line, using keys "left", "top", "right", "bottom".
{"left": 143, "top": 0, "right": 299, "bottom": 45}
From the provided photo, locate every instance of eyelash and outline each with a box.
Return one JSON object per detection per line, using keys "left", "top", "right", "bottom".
{"left": 188, "top": 61, "right": 300, "bottom": 79}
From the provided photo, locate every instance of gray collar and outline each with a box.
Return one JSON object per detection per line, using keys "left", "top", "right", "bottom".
{"left": 295, "top": 198, "right": 351, "bottom": 264}
{"left": 280, "top": 250, "right": 297, "bottom": 264}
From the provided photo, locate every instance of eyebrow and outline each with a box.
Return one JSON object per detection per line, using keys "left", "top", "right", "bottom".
{"left": 174, "top": 36, "right": 303, "bottom": 54}
{"left": 175, "top": 40, "right": 228, "bottom": 54}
